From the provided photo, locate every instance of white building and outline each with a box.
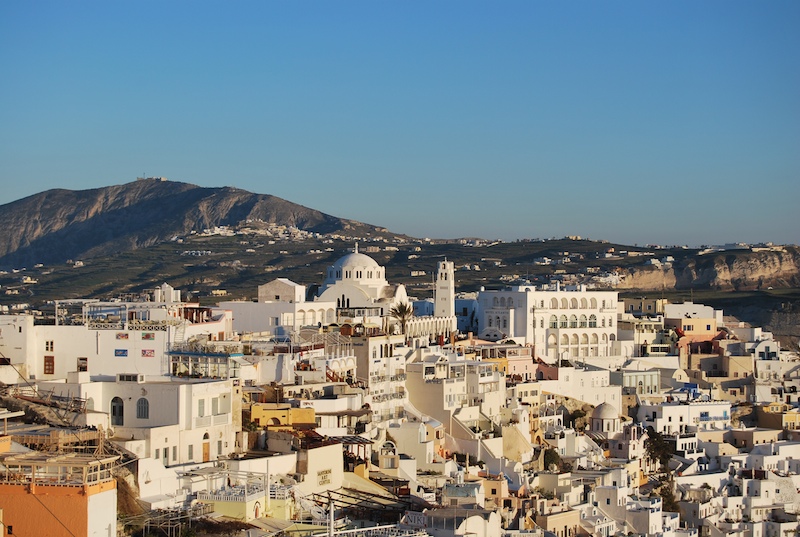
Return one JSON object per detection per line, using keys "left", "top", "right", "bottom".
{"left": 476, "top": 284, "right": 619, "bottom": 360}
{"left": 0, "top": 284, "right": 235, "bottom": 384}
{"left": 638, "top": 399, "right": 732, "bottom": 435}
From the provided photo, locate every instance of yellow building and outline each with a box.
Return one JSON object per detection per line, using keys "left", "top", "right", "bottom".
{"left": 755, "top": 403, "right": 800, "bottom": 431}
{"left": 251, "top": 403, "right": 316, "bottom": 428}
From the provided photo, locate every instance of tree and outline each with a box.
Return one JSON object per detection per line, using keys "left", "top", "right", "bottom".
{"left": 644, "top": 427, "right": 674, "bottom": 472}
{"left": 389, "top": 302, "right": 414, "bottom": 334}
{"left": 543, "top": 448, "right": 562, "bottom": 471}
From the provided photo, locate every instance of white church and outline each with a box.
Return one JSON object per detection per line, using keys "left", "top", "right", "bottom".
{"left": 221, "top": 245, "right": 457, "bottom": 341}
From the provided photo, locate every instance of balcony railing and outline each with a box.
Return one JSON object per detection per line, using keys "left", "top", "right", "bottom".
{"left": 695, "top": 415, "right": 728, "bottom": 423}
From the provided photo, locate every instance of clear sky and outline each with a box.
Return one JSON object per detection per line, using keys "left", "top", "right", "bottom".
{"left": 1, "top": 1, "right": 798, "bottom": 246}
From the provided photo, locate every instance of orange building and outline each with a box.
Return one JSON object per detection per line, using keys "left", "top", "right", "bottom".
{"left": 0, "top": 449, "right": 119, "bottom": 536}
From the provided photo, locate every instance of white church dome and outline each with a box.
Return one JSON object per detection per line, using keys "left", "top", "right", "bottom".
{"left": 591, "top": 402, "right": 618, "bottom": 421}
{"left": 332, "top": 251, "right": 380, "bottom": 271}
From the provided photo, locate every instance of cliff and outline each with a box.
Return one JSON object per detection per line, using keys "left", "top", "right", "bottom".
{"left": 617, "top": 248, "right": 800, "bottom": 291}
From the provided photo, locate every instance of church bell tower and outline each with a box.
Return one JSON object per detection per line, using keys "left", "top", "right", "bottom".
{"left": 434, "top": 260, "right": 455, "bottom": 318}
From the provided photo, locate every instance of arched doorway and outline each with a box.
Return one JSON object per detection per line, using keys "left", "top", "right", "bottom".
{"left": 202, "top": 432, "right": 210, "bottom": 462}
{"left": 111, "top": 397, "right": 124, "bottom": 426}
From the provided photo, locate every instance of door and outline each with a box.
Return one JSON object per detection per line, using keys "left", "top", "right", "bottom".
{"left": 111, "top": 397, "right": 124, "bottom": 426}
{"left": 203, "top": 442, "right": 210, "bottom": 462}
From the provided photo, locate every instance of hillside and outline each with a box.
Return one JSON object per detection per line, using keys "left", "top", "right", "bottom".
{"left": 0, "top": 179, "right": 391, "bottom": 267}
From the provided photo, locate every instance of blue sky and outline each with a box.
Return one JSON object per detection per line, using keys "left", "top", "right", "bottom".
{"left": 1, "top": 1, "right": 798, "bottom": 246}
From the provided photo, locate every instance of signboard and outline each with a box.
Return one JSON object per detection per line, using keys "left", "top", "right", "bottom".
{"left": 317, "top": 469, "right": 332, "bottom": 486}
{"left": 116, "top": 333, "right": 129, "bottom": 340}
{"left": 403, "top": 511, "right": 426, "bottom": 528}
{"left": 142, "top": 349, "right": 155, "bottom": 358}
{"left": 115, "top": 349, "right": 128, "bottom": 357}
{"left": 142, "top": 333, "right": 155, "bottom": 340}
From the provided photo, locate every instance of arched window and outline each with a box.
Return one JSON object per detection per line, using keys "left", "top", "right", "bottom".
{"left": 493, "top": 297, "right": 499, "bottom": 306}
{"left": 570, "top": 298, "right": 578, "bottom": 309}
{"left": 580, "top": 298, "right": 588, "bottom": 309}
{"left": 579, "top": 314, "right": 588, "bottom": 328}
{"left": 569, "top": 315, "right": 578, "bottom": 328}
{"left": 488, "top": 317, "right": 493, "bottom": 327}
{"left": 549, "top": 315, "right": 558, "bottom": 328}
{"left": 111, "top": 397, "right": 124, "bottom": 426}
{"left": 589, "top": 315, "right": 597, "bottom": 328}
{"left": 560, "top": 315, "right": 568, "bottom": 328}
{"left": 561, "top": 298, "right": 568, "bottom": 309}
{"left": 500, "top": 297, "right": 506, "bottom": 307}
{"left": 136, "top": 398, "right": 149, "bottom": 419}
{"left": 550, "top": 298, "right": 558, "bottom": 309}
{"left": 502, "top": 319, "right": 507, "bottom": 329}
{"left": 590, "top": 298, "right": 597, "bottom": 309}
{"left": 508, "top": 298, "right": 513, "bottom": 307}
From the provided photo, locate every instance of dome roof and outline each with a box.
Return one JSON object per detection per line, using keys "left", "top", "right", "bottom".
{"left": 332, "top": 252, "right": 380, "bottom": 270}
{"left": 591, "top": 402, "right": 618, "bottom": 421}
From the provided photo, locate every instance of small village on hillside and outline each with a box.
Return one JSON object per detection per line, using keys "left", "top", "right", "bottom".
{"left": 1, "top": 245, "right": 799, "bottom": 537}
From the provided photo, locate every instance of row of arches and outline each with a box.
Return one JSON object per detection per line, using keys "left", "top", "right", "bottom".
{"left": 545, "top": 297, "right": 605, "bottom": 310}
{"left": 548, "top": 314, "right": 613, "bottom": 329}
{"left": 405, "top": 316, "right": 456, "bottom": 338}
{"left": 491, "top": 296, "right": 610, "bottom": 310}
{"left": 296, "top": 308, "right": 336, "bottom": 327}
{"left": 547, "top": 332, "right": 616, "bottom": 357}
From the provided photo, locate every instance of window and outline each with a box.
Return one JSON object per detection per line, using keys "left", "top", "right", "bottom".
{"left": 212, "top": 397, "right": 219, "bottom": 415}
{"left": 45, "top": 340, "right": 54, "bottom": 351}
{"left": 44, "top": 356, "right": 54, "bottom": 375}
{"left": 155, "top": 448, "right": 160, "bottom": 460}
{"left": 706, "top": 325, "right": 711, "bottom": 331}
{"left": 136, "top": 398, "right": 149, "bottom": 419}
{"left": 77, "top": 357, "right": 88, "bottom": 372}
{"left": 198, "top": 399, "right": 205, "bottom": 417}
{"left": 172, "top": 446, "right": 177, "bottom": 461}
{"left": 218, "top": 440, "right": 223, "bottom": 456}
{"left": 188, "top": 445, "right": 194, "bottom": 460}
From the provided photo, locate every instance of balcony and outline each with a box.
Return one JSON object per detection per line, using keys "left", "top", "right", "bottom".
{"left": 695, "top": 415, "right": 728, "bottom": 423}
{"left": 195, "top": 415, "right": 212, "bottom": 428}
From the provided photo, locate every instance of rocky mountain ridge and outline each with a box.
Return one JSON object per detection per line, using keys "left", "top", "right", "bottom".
{"left": 0, "top": 179, "right": 387, "bottom": 267}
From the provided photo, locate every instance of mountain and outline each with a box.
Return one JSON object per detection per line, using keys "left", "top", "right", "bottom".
{"left": 0, "top": 179, "right": 391, "bottom": 267}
